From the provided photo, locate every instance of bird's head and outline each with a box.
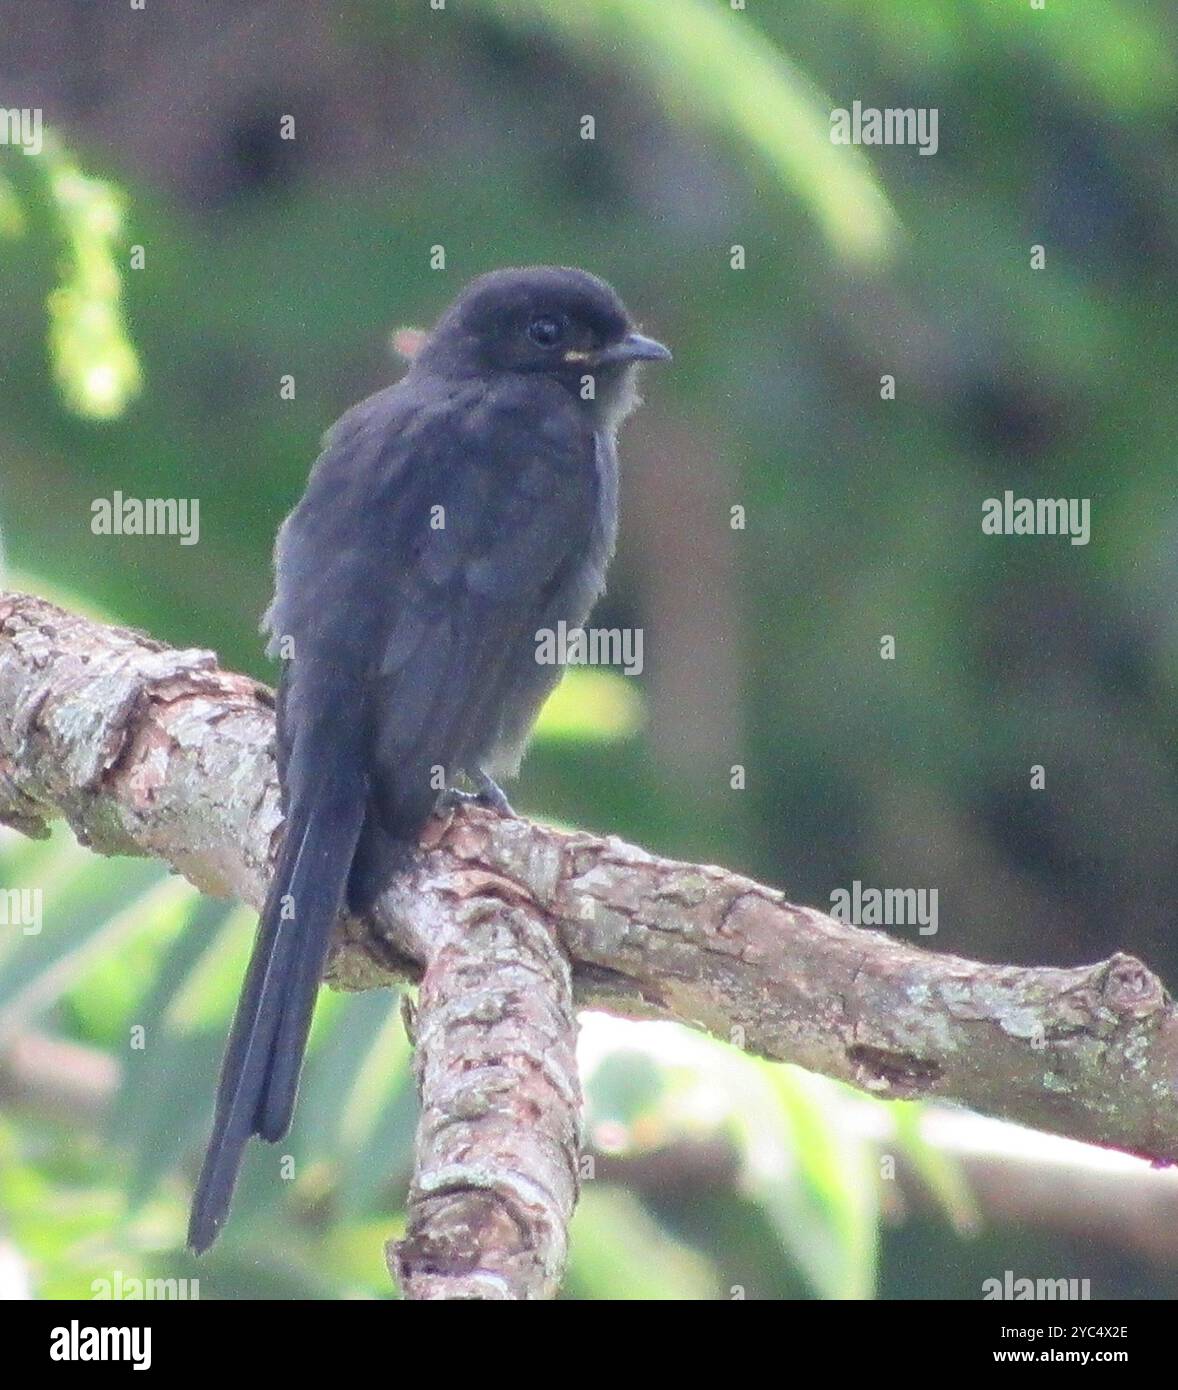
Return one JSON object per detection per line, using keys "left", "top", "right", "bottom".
{"left": 413, "top": 266, "right": 670, "bottom": 420}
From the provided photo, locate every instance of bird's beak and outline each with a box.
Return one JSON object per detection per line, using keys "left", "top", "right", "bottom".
{"left": 594, "top": 332, "right": 672, "bottom": 367}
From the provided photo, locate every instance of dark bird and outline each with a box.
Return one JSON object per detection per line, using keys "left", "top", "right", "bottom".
{"left": 188, "top": 266, "right": 670, "bottom": 1252}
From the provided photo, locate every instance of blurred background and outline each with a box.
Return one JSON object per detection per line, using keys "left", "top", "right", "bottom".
{"left": 2, "top": 0, "right": 1178, "bottom": 1299}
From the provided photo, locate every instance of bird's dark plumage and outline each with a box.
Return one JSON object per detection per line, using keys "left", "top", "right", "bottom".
{"left": 188, "top": 266, "right": 669, "bottom": 1252}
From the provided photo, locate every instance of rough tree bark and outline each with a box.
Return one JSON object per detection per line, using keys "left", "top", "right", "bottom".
{"left": 1, "top": 591, "right": 1176, "bottom": 1298}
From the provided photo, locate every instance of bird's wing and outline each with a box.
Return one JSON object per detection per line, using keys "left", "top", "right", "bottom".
{"left": 271, "top": 371, "right": 599, "bottom": 837}
{"left": 369, "top": 377, "right": 600, "bottom": 822}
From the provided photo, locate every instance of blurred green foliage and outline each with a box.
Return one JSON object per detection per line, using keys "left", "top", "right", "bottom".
{"left": 3, "top": 0, "right": 1178, "bottom": 1298}
{"left": 5, "top": 133, "right": 141, "bottom": 419}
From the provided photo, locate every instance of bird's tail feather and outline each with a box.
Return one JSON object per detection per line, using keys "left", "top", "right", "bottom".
{"left": 187, "top": 765, "right": 366, "bottom": 1254}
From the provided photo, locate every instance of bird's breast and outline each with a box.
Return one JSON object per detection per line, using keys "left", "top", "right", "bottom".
{"left": 590, "top": 429, "right": 621, "bottom": 570}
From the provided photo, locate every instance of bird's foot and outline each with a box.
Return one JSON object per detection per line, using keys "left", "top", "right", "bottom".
{"left": 437, "top": 773, "right": 516, "bottom": 818}
{"left": 437, "top": 787, "right": 480, "bottom": 811}
{"left": 472, "top": 771, "right": 516, "bottom": 817}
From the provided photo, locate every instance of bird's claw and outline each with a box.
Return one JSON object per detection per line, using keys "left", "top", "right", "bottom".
{"left": 437, "top": 773, "right": 516, "bottom": 818}
{"left": 473, "top": 772, "right": 516, "bottom": 817}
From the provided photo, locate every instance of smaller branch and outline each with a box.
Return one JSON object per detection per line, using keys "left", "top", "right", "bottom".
{"left": 908, "top": 1109, "right": 1178, "bottom": 1265}
{"left": 391, "top": 880, "right": 581, "bottom": 1299}
{"left": 588, "top": 1107, "right": 1178, "bottom": 1266}
{"left": 0, "top": 1030, "right": 118, "bottom": 1122}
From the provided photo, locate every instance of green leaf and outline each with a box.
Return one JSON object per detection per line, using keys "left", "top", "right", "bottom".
{"left": 292, "top": 988, "right": 414, "bottom": 1218}
{"left": 0, "top": 172, "right": 24, "bottom": 237}
{"left": 891, "top": 1100, "right": 981, "bottom": 1237}
{"left": 756, "top": 1065, "right": 878, "bottom": 1300}
{"left": 4, "top": 129, "right": 142, "bottom": 419}
{"left": 0, "top": 845, "right": 172, "bottom": 1039}
{"left": 534, "top": 668, "right": 645, "bottom": 744}
{"left": 108, "top": 896, "right": 238, "bottom": 1203}
{"left": 580, "top": 1018, "right": 882, "bottom": 1298}
{"left": 481, "top": 0, "right": 900, "bottom": 265}
{"left": 569, "top": 1186, "right": 720, "bottom": 1300}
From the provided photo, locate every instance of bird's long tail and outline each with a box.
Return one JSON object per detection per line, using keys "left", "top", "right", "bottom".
{"left": 187, "top": 762, "right": 367, "bottom": 1254}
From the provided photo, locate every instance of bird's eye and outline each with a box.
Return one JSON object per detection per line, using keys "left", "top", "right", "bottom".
{"left": 527, "top": 316, "right": 564, "bottom": 348}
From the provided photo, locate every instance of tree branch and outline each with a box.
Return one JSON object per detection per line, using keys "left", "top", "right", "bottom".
{"left": 2, "top": 591, "right": 1177, "bottom": 1296}
{"left": 389, "top": 886, "right": 581, "bottom": 1299}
